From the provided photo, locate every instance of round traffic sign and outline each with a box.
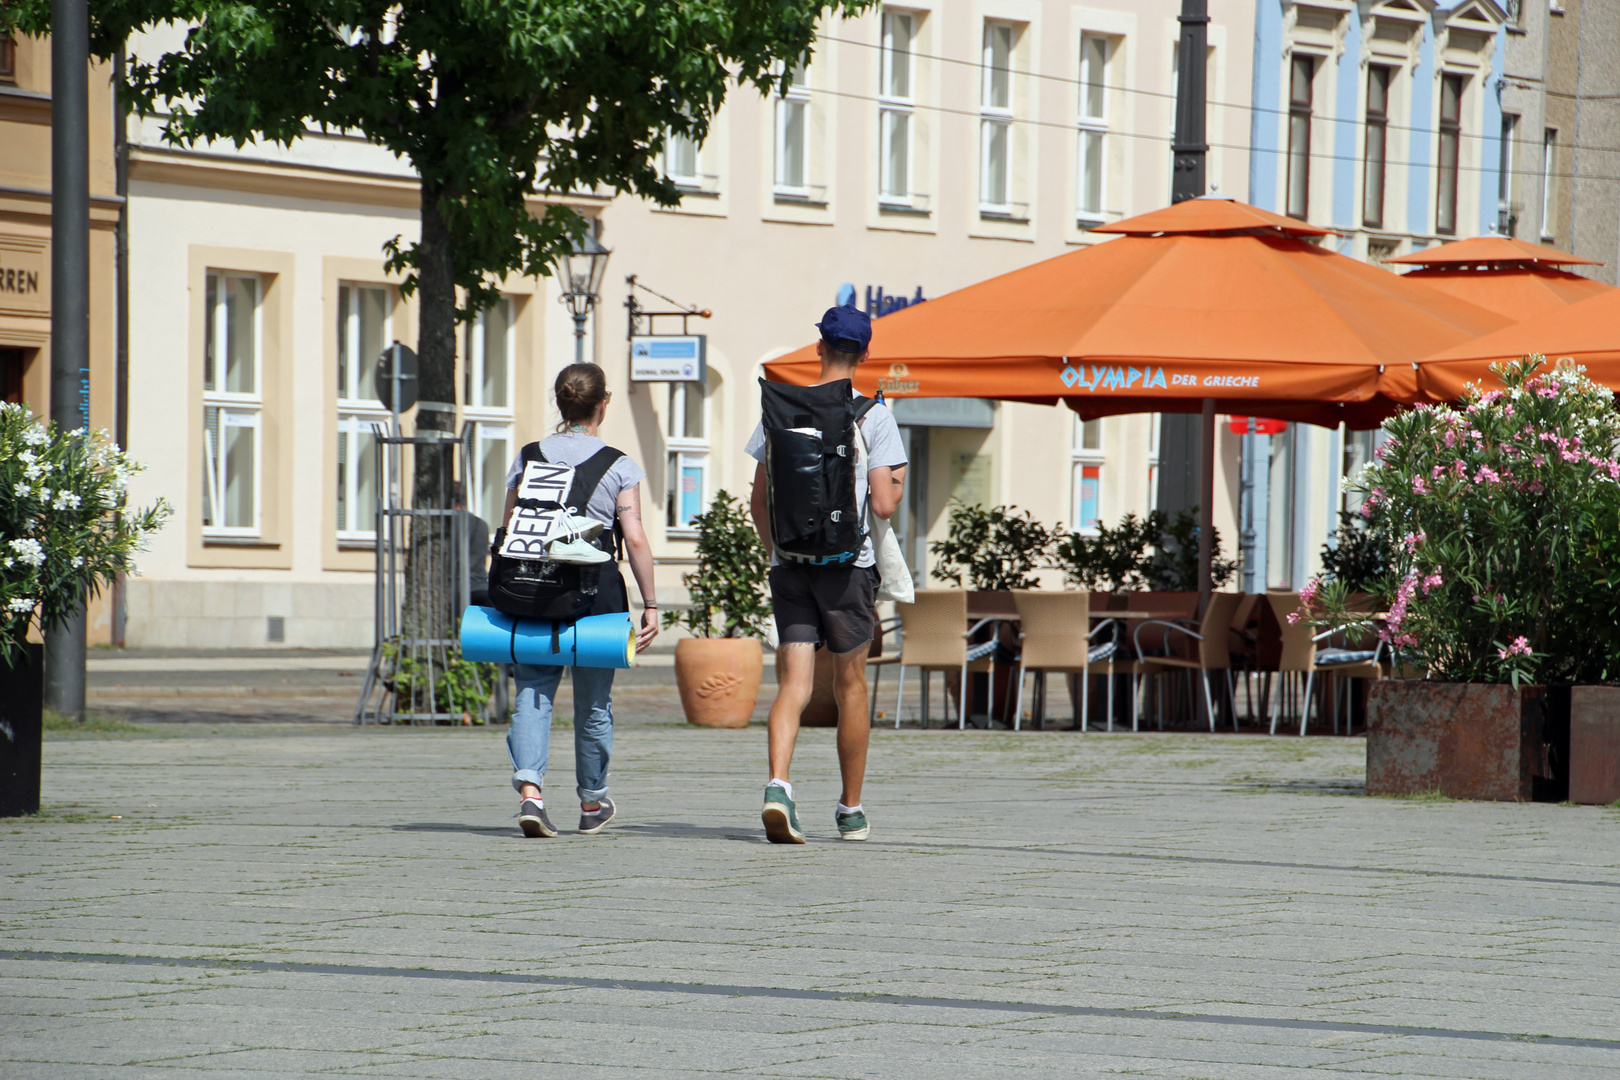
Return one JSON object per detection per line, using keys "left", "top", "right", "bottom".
{"left": 375, "top": 343, "right": 419, "bottom": 413}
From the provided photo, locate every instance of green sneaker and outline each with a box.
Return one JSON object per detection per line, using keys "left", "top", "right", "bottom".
{"left": 835, "top": 807, "right": 870, "bottom": 841}
{"left": 761, "top": 785, "right": 805, "bottom": 845}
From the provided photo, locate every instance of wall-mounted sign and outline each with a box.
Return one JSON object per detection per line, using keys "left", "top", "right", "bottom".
{"left": 834, "top": 282, "right": 927, "bottom": 319}
{"left": 0, "top": 240, "right": 48, "bottom": 315}
{"left": 890, "top": 396, "right": 995, "bottom": 429}
{"left": 630, "top": 335, "right": 706, "bottom": 382}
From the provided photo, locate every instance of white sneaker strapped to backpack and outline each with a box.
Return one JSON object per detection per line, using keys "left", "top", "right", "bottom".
{"left": 499, "top": 461, "right": 610, "bottom": 566}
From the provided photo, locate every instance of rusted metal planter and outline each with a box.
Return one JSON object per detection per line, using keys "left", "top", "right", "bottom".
{"left": 1366, "top": 680, "right": 1547, "bottom": 801}
{"left": 1570, "top": 685, "right": 1620, "bottom": 805}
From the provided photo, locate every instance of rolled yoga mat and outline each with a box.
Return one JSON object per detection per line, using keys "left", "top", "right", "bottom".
{"left": 459, "top": 606, "right": 636, "bottom": 669}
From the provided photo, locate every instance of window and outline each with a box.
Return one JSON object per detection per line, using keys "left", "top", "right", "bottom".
{"left": 1341, "top": 429, "right": 1377, "bottom": 519}
{"left": 665, "top": 122, "right": 701, "bottom": 187}
{"left": 980, "top": 21, "right": 1014, "bottom": 212}
{"left": 1286, "top": 55, "right": 1315, "bottom": 220}
{"left": 335, "top": 284, "right": 391, "bottom": 541}
{"left": 1498, "top": 113, "right": 1519, "bottom": 236}
{"left": 1266, "top": 426, "right": 1296, "bottom": 589}
{"left": 202, "top": 272, "right": 262, "bottom": 536}
{"left": 1436, "top": 73, "right": 1464, "bottom": 235}
{"left": 774, "top": 61, "right": 811, "bottom": 194}
{"left": 1362, "top": 66, "right": 1391, "bottom": 228}
{"left": 0, "top": 34, "right": 15, "bottom": 83}
{"left": 879, "top": 9, "right": 915, "bottom": 204}
{"left": 466, "top": 298, "right": 516, "bottom": 530}
{"left": 1077, "top": 34, "right": 1110, "bottom": 220}
{"left": 666, "top": 379, "right": 709, "bottom": 530}
{"left": 1541, "top": 127, "right": 1557, "bottom": 240}
{"left": 1071, "top": 416, "right": 1104, "bottom": 531}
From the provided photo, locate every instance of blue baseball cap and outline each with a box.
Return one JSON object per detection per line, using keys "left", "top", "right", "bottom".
{"left": 816, "top": 305, "right": 872, "bottom": 353}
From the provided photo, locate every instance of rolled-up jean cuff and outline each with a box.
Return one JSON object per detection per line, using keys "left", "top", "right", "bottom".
{"left": 577, "top": 783, "right": 609, "bottom": 802}
{"left": 511, "top": 769, "right": 544, "bottom": 794}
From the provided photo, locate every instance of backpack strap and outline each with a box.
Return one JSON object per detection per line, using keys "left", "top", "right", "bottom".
{"left": 850, "top": 397, "right": 881, "bottom": 537}
{"left": 563, "top": 445, "right": 626, "bottom": 555}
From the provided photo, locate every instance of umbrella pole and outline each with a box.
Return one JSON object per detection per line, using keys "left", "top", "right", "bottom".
{"left": 1198, "top": 398, "right": 1215, "bottom": 620}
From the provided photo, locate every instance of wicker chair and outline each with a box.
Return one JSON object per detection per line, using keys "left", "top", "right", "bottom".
{"left": 1133, "top": 591, "right": 1246, "bottom": 732}
{"left": 892, "top": 590, "right": 1000, "bottom": 729}
{"left": 1009, "top": 590, "right": 1119, "bottom": 731}
{"left": 1266, "top": 593, "right": 1384, "bottom": 735}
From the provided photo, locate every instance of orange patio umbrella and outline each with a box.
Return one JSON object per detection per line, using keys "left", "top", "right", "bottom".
{"left": 1414, "top": 283, "right": 1620, "bottom": 401}
{"left": 762, "top": 198, "right": 1507, "bottom": 428}
{"left": 1386, "top": 235, "right": 1611, "bottom": 324}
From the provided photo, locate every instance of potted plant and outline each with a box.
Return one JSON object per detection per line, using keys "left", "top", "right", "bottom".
{"left": 664, "top": 490, "right": 771, "bottom": 728}
{"left": 1304, "top": 357, "right": 1620, "bottom": 801}
{"left": 1051, "top": 507, "right": 1236, "bottom": 595}
{"left": 1, "top": 405, "right": 169, "bottom": 815}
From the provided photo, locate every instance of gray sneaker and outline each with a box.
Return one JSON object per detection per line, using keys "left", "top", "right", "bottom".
{"left": 518, "top": 797, "right": 557, "bottom": 838}
{"left": 835, "top": 808, "right": 870, "bottom": 841}
{"left": 578, "top": 797, "right": 615, "bottom": 835}
{"left": 762, "top": 785, "right": 805, "bottom": 844}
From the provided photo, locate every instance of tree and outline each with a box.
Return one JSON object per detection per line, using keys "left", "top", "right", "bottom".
{"left": 5, "top": 0, "right": 869, "bottom": 647}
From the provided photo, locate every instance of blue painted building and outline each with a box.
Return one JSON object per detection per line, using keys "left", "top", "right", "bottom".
{"left": 1240, "top": 0, "right": 1508, "bottom": 591}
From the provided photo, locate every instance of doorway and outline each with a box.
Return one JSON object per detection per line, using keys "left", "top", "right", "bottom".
{"left": 0, "top": 346, "right": 26, "bottom": 405}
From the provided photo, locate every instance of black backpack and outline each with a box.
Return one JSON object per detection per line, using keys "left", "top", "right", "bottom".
{"left": 758, "top": 378, "right": 879, "bottom": 564}
{"left": 486, "top": 444, "right": 626, "bottom": 621}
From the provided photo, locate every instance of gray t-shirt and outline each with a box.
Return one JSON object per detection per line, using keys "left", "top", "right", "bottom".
{"left": 746, "top": 392, "right": 908, "bottom": 568}
{"left": 504, "top": 432, "right": 648, "bottom": 529}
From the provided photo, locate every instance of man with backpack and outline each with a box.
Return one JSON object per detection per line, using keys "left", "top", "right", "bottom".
{"left": 747, "top": 305, "right": 908, "bottom": 844}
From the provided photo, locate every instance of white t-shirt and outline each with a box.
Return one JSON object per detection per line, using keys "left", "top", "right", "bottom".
{"left": 745, "top": 391, "right": 908, "bottom": 568}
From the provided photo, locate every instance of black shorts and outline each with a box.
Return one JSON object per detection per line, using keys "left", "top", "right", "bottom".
{"left": 769, "top": 563, "right": 879, "bottom": 655}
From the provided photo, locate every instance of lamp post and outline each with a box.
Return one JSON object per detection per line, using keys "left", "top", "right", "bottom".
{"left": 558, "top": 231, "right": 611, "bottom": 364}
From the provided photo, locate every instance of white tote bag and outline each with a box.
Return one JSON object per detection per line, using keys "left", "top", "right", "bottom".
{"left": 856, "top": 412, "right": 915, "bottom": 605}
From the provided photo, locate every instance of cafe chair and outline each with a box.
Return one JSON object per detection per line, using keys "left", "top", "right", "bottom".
{"left": 1009, "top": 589, "right": 1119, "bottom": 732}
{"left": 1267, "top": 593, "right": 1385, "bottom": 736}
{"left": 867, "top": 616, "right": 904, "bottom": 724}
{"left": 1133, "top": 591, "right": 1246, "bottom": 733}
{"left": 893, "top": 590, "right": 1001, "bottom": 730}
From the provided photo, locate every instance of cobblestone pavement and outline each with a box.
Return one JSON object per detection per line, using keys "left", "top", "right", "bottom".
{"left": 4, "top": 716, "right": 1619, "bottom": 1079}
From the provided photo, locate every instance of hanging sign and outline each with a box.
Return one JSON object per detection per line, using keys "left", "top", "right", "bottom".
{"left": 1227, "top": 416, "right": 1287, "bottom": 435}
{"left": 630, "top": 335, "right": 706, "bottom": 382}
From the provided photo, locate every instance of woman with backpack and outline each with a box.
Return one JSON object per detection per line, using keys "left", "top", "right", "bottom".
{"left": 499, "top": 362, "right": 659, "bottom": 838}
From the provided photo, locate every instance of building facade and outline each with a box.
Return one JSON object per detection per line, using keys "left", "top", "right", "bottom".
{"left": 598, "top": 0, "right": 1259, "bottom": 609}
{"left": 0, "top": 32, "right": 123, "bottom": 642}
{"left": 1242, "top": 0, "right": 1510, "bottom": 592}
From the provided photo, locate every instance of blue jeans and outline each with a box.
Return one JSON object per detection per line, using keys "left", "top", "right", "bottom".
{"left": 508, "top": 665, "right": 615, "bottom": 802}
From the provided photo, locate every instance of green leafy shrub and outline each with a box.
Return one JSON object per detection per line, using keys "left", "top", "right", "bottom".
{"left": 930, "top": 502, "right": 1054, "bottom": 591}
{"left": 1320, "top": 511, "right": 1390, "bottom": 593}
{"left": 1051, "top": 508, "right": 1235, "bottom": 592}
{"left": 663, "top": 490, "right": 771, "bottom": 639}
{"left": 382, "top": 641, "right": 499, "bottom": 719}
{"left": 1305, "top": 357, "right": 1620, "bottom": 686}
{"left": 2, "top": 405, "right": 170, "bottom": 666}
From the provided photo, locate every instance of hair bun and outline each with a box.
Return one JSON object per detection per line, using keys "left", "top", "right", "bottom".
{"left": 554, "top": 363, "right": 609, "bottom": 430}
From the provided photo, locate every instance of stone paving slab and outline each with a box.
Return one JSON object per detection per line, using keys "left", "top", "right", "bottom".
{"left": 3, "top": 722, "right": 1619, "bottom": 1078}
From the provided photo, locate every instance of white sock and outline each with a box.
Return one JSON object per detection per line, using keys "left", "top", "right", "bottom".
{"left": 521, "top": 796, "right": 542, "bottom": 808}
{"left": 837, "top": 802, "right": 863, "bottom": 815}
{"left": 767, "top": 778, "right": 793, "bottom": 799}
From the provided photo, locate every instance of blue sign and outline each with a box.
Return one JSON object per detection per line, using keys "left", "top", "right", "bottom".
{"left": 835, "top": 282, "right": 927, "bottom": 318}
{"left": 630, "top": 335, "right": 706, "bottom": 382}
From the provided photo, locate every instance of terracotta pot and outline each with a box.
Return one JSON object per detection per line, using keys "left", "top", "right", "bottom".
{"left": 1366, "top": 680, "right": 1548, "bottom": 802}
{"left": 775, "top": 646, "right": 839, "bottom": 727}
{"left": 674, "top": 637, "right": 763, "bottom": 728}
{"left": 1570, "top": 685, "right": 1620, "bottom": 805}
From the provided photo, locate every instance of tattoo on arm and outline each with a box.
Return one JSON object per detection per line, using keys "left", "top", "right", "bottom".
{"left": 617, "top": 504, "right": 639, "bottom": 517}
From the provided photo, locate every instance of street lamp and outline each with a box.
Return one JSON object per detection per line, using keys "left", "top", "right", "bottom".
{"left": 558, "top": 231, "right": 611, "bottom": 364}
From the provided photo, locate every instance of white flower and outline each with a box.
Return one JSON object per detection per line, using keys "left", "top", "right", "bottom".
{"left": 7, "top": 597, "right": 34, "bottom": 613}
{"left": 52, "top": 491, "right": 81, "bottom": 510}
{"left": 39, "top": 487, "right": 51, "bottom": 503}
{"left": 21, "top": 425, "right": 48, "bottom": 447}
{"left": 71, "top": 556, "right": 84, "bottom": 568}
{"left": 7, "top": 538, "right": 45, "bottom": 568}
{"left": 18, "top": 449, "right": 35, "bottom": 464}
{"left": 14, "top": 482, "right": 30, "bottom": 498}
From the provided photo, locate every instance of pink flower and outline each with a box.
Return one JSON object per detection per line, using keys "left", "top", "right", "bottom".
{"left": 1412, "top": 476, "right": 1431, "bottom": 494}
{"left": 1299, "top": 576, "right": 1322, "bottom": 606}
{"left": 1497, "top": 636, "right": 1532, "bottom": 659}
{"left": 1401, "top": 531, "right": 1427, "bottom": 552}
{"left": 1531, "top": 454, "right": 1546, "bottom": 466}
{"left": 1421, "top": 572, "right": 1443, "bottom": 594}
{"left": 1474, "top": 466, "right": 1501, "bottom": 484}
{"left": 1286, "top": 611, "right": 1303, "bottom": 625}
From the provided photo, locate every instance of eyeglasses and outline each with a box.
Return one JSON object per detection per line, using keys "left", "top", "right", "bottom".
{"left": 604, "top": 391, "right": 612, "bottom": 403}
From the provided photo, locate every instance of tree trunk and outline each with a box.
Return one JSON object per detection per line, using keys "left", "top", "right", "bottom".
{"left": 397, "top": 186, "right": 460, "bottom": 707}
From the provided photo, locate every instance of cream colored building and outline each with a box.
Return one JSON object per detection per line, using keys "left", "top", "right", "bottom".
{"left": 597, "top": 0, "right": 1259, "bottom": 606}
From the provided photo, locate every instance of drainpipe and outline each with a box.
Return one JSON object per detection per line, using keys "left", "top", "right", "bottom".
{"left": 111, "top": 44, "right": 130, "bottom": 648}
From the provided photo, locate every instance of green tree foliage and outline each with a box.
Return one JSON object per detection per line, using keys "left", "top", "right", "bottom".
{"left": 930, "top": 502, "right": 1054, "bottom": 591}
{"left": 664, "top": 490, "right": 771, "bottom": 639}
{"left": 1319, "top": 511, "right": 1389, "bottom": 593}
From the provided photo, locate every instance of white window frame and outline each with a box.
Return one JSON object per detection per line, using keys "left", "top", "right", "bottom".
{"left": 879, "top": 9, "right": 917, "bottom": 206}
{"left": 1071, "top": 414, "right": 1105, "bottom": 533}
{"left": 774, "top": 61, "right": 812, "bottom": 197}
{"left": 980, "top": 21, "right": 1014, "bottom": 214}
{"left": 336, "top": 282, "right": 392, "bottom": 543}
{"left": 665, "top": 124, "right": 702, "bottom": 188}
{"left": 666, "top": 379, "right": 710, "bottom": 533}
{"left": 1541, "top": 127, "right": 1557, "bottom": 241}
{"left": 1077, "top": 33, "right": 1111, "bottom": 223}
{"left": 202, "top": 271, "right": 263, "bottom": 539}
{"left": 465, "top": 298, "right": 517, "bottom": 529}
